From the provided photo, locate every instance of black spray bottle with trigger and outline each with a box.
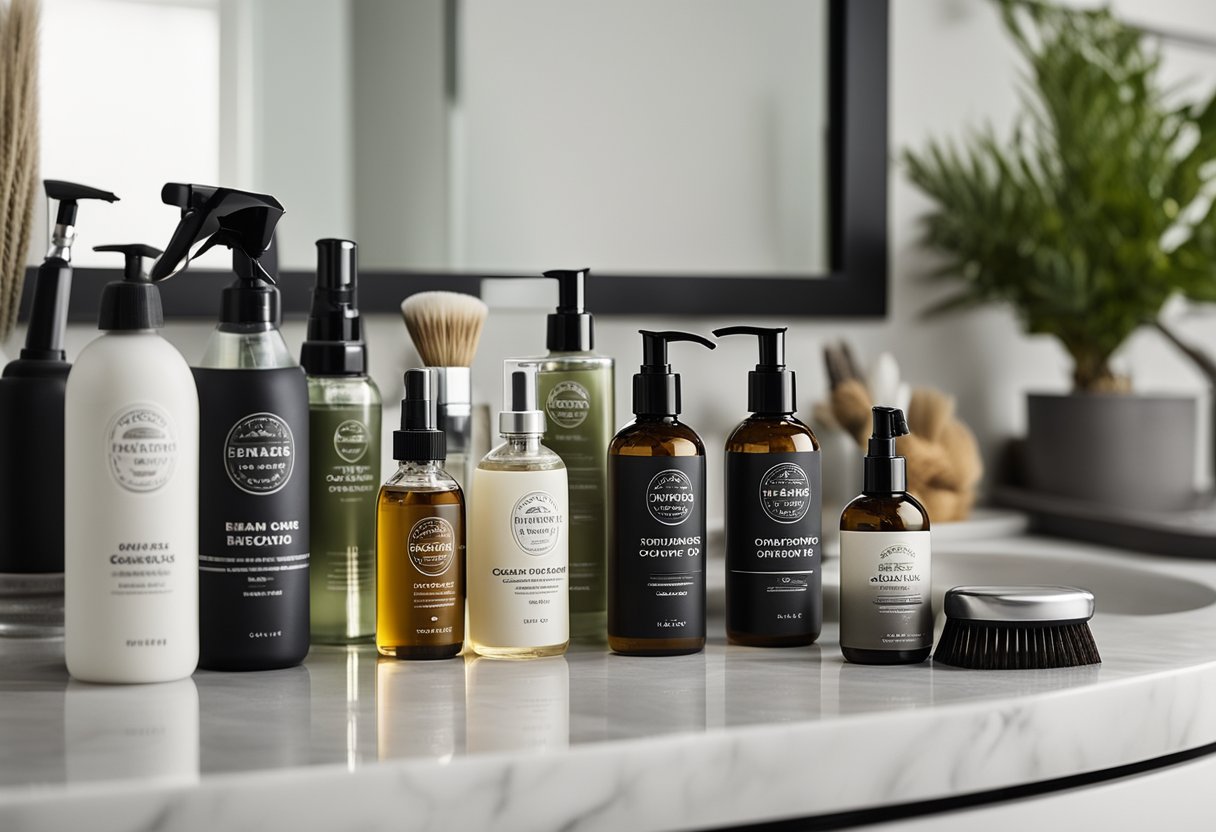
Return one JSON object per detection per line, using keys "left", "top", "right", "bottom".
{"left": 839, "top": 406, "right": 932, "bottom": 665}
{"left": 608, "top": 330, "right": 715, "bottom": 656}
{"left": 0, "top": 180, "right": 118, "bottom": 636}
{"left": 714, "top": 325, "right": 821, "bottom": 647}
{"left": 152, "top": 183, "right": 311, "bottom": 671}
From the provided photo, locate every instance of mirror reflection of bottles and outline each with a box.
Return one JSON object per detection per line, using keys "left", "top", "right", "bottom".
{"left": 607, "top": 653, "right": 707, "bottom": 739}
{"left": 306, "top": 646, "right": 377, "bottom": 769}
{"left": 377, "top": 657, "right": 465, "bottom": 761}
{"left": 465, "top": 656, "right": 569, "bottom": 754}
{"left": 195, "top": 664, "right": 312, "bottom": 771}
{"left": 468, "top": 362, "right": 569, "bottom": 659}
{"left": 152, "top": 183, "right": 312, "bottom": 671}
{"left": 302, "top": 240, "right": 381, "bottom": 644}
{"left": 64, "top": 678, "right": 199, "bottom": 786}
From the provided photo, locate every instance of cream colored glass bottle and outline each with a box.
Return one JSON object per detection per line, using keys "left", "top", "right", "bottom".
{"left": 468, "top": 362, "right": 569, "bottom": 658}
{"left": 64, "top": 246, "right": 199, "bottom": 683}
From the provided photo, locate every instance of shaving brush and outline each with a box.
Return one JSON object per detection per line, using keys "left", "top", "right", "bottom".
{"left": 400, "top": 291, "right": 489, "bottom": 491}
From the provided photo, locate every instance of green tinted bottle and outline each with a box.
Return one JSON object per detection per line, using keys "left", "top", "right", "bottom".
{"left": 301, "top": 240, "right": 383, "bottom": 643}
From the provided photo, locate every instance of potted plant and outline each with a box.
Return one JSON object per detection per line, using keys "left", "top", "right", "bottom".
{"left": 904, "top": 0, "right": 1216, "bottom": 510}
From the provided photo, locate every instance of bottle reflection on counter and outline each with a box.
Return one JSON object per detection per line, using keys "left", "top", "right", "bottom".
{"left": 376, "top": 656, "right": 466, "bottom": 761}
{"left": 195, "top": 664, "right": 312, "bottom": 772}
{"left": 465, "top": 656, "right": 569, "bottom": 754}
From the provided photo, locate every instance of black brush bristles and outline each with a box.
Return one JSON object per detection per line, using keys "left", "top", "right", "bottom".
{"left": 933, "top": 619, "right": 1101, "bottom": 669}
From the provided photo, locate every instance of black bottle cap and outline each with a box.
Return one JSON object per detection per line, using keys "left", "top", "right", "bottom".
{"left": 632, "top": 330, "right": 716, "bottom": 417}
{"left": 150, "top": 182, "right": 284, "bottom": 283}
{"left": 543, "top": 268, "right": 594, "bottom": 351}
{"left": 394, "top": 368, "right": 447, "bottom": 461}
{"left": 93, "top": 244, "right": 165, "bottom": 331}
{"left": 863, "top": 406, "right": 910, "bottom": 494}
{"left": 300, "top": 239, "right": 367, "bottom": 375}
{"left": 712, "top": 325, "right": 796, "bottom": 415}
{"left": 43, "top": 179, "right": 118, "bottom": 227}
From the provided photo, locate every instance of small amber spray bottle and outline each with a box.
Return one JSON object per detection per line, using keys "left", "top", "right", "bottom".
{"left": 376, "top": 369, "right": 466, "bottom": 659}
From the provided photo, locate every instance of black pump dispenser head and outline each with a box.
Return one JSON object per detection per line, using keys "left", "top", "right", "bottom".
{"left": 20, "top": 180, "right": 119, "bottom": 361}
{"left": 300, "top": 239, "right": 367, "bottom": 375}
{"left": 632, "top": 330, "right": 716, "bottom": 417}
{"left": 543, "top": 268, "right": 593, "bottom": 351}
{"left": 863, "top": 406, "right": 910, "bottom": 494}
{"left": 93, "top": 244, "right": 166, "bottom": 331}
{"left": 394, "top": 368, "right": 446, "bottom": 462}
{"left": 712, "top": 325, "right": 796, "bottom": 414}
{"left": 151, "top": 182, "right": 286, "bottom": 325}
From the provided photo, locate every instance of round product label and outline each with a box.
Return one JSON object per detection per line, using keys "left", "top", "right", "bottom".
{"left": 333, "top": 419, "right": 370, "bottom": 463}
{"left": 646, "top": 469, "right": 696, "bottom": 526}
{"left": 759, "top": 462, "right": 812, "bottom": 524}
{"left": 224, "top": 412, "right": 296, "bottom": 495}
{"left": 408, "top": 516, "right": 457, "bottom": 576}
{"left": 107, "top": 404, "right": 179, "bottom": 493}
{"left": 510, "top": 490, "right": 563, "bottom": 556}
{"left": 545, "top": 380, "right": 591, "bottom": 429}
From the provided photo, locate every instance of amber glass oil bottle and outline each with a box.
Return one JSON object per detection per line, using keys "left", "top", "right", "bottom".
{"left": 715, "top": 326, "right": 821, "bottom": 648}
{"left": 608, "top": 330, "right": 715, "bottom": 656}
{"left": 376, "top": 369, "right": 466, "bottom": 660}
{"left": 839, "top": 407, "right": 932, "bottom": 665}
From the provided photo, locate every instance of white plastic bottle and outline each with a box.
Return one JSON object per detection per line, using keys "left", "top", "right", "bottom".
{"left": 64, "top": 244, "right": 199, "bottom": 683}
{"left": 468, "top": 362, "right": 569, "bottom": 658}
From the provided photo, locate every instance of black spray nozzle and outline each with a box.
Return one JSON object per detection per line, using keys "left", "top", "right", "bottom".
{"left": 94, "top": 244, "right": 164, "bottom": 283}
{"left": 542, "top": 268, "right": 593, "bottom": 351}
{"left": 92, "top": 244, "right": 166, "bottom": 332}
{"left": 300, "top": 239, "right": 366, "bottom": 376}
{"left": 43, "top": 180, "right": 118, "bottom": 227}
{"left": 713, "top": 325, "right": 796, "bottom": 415}
{"left": 863, "top": 406, "right": 910, "bottom": 494}
{"left": 634, "top": 330, "right": 715, "bottom": 417}
{"left": 395, "top": 368, "right": 446, "bottom": 462}
{"left": 150, "top": 182, "right": 284, "bottom": 282}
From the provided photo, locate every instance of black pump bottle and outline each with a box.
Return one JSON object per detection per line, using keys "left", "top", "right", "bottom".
{"left": 714, "top": 326, "right": 821, "bottom": 647}
{"left": 839, "top": 407, "right": 932, "bottom": 665}
{"left": 608, "top": 330, "right": 714, "bottom": 656}
{"left": 0, "top": 181, "right": 117, "bottom": 622}
{"left": 154, "top": 182, "right": 311, "bottom": 671}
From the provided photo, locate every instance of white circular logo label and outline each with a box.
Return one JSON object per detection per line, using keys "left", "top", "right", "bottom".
{"left": 510, "top": 491, "right": 563, "bottom": 556}
{"left": 107, "top": 404, "right": 178, "bottom": 493}
{"left": 408, "top": 516, "right": 456, "bottom": 576}
{"left": 759, "top": 462, "right": 812, "bottom": 524}
{"left": 333, "top": 419, "right": 370, "bottom": 463}
{"left": 545, "top": 380, "right": 591, "bottom": 429}
{"left": 224, "top": 412, "right": 295, "bottom": 495}
{"left": 646, "top": 469, "right": 695, "bottom": 526}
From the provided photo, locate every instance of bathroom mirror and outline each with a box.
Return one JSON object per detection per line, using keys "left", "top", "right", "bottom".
{"left": 24, "top": 0, "right": 887, "bottom": 317}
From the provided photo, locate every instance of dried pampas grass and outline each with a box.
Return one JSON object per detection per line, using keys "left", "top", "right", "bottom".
{"left": 0, "top": 0, "right": 39, "bottom": 343}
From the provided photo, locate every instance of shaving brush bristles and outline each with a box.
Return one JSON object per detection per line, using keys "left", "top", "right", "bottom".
{"left": 934, "top": 619, "right": 1101, "bottom": 670}
{"left": 401, "top": 291, "right": 489, "bottom": 368}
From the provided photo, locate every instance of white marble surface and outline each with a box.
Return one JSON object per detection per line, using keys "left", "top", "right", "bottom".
{"left": 3, "top": 535, "right": 1216, "bottom": 831}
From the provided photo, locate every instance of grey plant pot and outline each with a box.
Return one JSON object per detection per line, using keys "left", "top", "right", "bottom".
{"left": 1025, "top": 392, "right": 1198, "bottom": 511}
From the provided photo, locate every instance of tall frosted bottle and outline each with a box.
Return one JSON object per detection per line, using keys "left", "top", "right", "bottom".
{"left": 301, "top": 240, "right": 381, "bottom": 643}
{"left": 608, "top": 331, "right": 715, "bottom": 656}
{"left": 377, "top": 369, "right": 465, "bottom": 659}
{"left": 469, "top": 362, "right": 569, "bottom": 658}
{"left": 64, "top": 244, "right": 198, "bottom": 683}
{"left": 714, "top": 326, "right": 821, "bottom": 647}
{"left": 532, "top": 269, "right": 613, "bottom": 640}
{"left": 153, "top": 183, "right": 310, "bottom": 671}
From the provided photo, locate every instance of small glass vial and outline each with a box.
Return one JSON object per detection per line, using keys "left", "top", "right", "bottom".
{"left": 468, "top": 362, "right": 569, "bottom": 659}
{"left": 376, "top": 369, "right": 465, "bottom": 660}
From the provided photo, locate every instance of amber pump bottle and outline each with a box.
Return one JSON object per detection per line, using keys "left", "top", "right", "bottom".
{"left": 839, "top": 407, "right": 932, "bottom": 665}
{"left": 376, "top": 369, "right": 466, "bottom": 660}
{"left": 714, "top": 326, "right": 821, "bottom": 647}
{"left": 608, "top": 330, "right": 715, "bottom": 656}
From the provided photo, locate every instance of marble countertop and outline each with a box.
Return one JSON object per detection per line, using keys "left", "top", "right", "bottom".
{"left": 4, "top": 532, "right": 1216, "bottom": 831}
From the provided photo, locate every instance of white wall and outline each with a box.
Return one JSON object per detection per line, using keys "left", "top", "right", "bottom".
{"left": 11, "top": 0, "right": 1216, "bottom": 521}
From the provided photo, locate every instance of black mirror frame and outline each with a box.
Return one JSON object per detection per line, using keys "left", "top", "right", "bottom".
{"left": 20, "top": 0, "right": 886, "bottom": 323}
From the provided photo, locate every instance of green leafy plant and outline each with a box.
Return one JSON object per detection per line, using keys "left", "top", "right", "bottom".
{"left": 904, "top": 0, "right": 1216, "bottom": 392}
